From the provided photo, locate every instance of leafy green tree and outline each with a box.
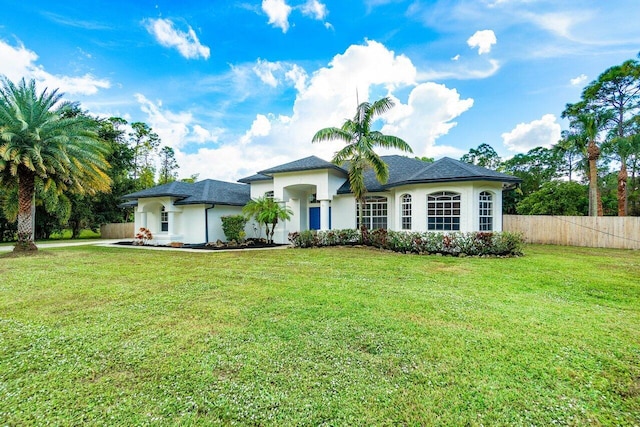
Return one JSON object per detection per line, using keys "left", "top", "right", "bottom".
{"left": 500, "top": 147, "right": 562, "bottom": 213}
{"left": 243, "top": 196, "right": 292, "bottom": 244}
{"left": 415, "top": 156, "right": 434, "bottom": 163}
{"left": 181, "top": 173, "right": 199, "bottom": 183}
{"left": 516, "top": 181, "right": 588, "bottom": 216}
{"left": 0, "top": 78, "right": 111, "bottom": 251}
{"left": 129, "top": 121, "right": 160, "bottom": 184}
{"left": 158, "top": 146, "right": 179, "bottom": 184}
{"left": 312, "top": 97, "right": 413, "bottom": 227}
{"left": 554, "top": 130, "right": 588, "bottom": 182}
{"left": 460, "top": 143, "right": 501, "bottom": 169}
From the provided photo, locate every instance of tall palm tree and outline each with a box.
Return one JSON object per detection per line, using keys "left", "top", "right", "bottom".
{"left": 312, "top": 96, "right": 413, "bottom": 227}
{"left": 562, "top": 103, "right": 612, "bottom": 217}
{"left": 0, "top": 77, "right": 111, "bottom": 251}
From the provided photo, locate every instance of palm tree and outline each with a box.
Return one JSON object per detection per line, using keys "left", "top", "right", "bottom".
{"left": 243, "top": 196, "right": 292, "bottom": 244}
{"left": 312, "top": 96, "right": 413, "bottom": 227}
{"left": 0, "top": 77, "right": 111, "bottom": 251}
{"left": 562, "top": 103, "right": 612, "bottom": 217}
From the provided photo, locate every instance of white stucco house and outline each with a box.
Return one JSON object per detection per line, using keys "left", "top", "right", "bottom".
{"left": 123, "top": 155, "right": 520, "bottom": 245}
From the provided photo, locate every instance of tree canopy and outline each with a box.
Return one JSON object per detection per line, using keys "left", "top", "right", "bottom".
{"left": 0, "top": 77, "right": 111, "bottom": 250}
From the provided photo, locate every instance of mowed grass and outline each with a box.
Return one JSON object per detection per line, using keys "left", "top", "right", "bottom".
{"left": 0, "top": 245, "right": 638, "bottom": 425}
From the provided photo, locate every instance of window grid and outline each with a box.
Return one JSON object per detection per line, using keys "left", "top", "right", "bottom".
{"left": 427, "top": 192, "right": 461, "bottom": 231}
{"left": 160, "top": 206, "right": 169, "bottom": 232}
{"left": 401, "top": 194, "right": 412, "bottom": 230}
{"left": 356, "top": 196, "right": 388, "bottom": 229}
{"left": 479, "top": 191, "right": 493, "bottom": 231}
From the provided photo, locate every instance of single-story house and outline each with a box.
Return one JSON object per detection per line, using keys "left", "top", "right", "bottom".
{"left": 123, "top": 155, "right": 521, "bottom": 245}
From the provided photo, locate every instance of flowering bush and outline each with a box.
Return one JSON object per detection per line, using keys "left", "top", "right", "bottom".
{"left": 133, "top": 227, "right": 153, "bottom": 246}
{"left": 288, "top": 229, "right": 523, "bottom": 256}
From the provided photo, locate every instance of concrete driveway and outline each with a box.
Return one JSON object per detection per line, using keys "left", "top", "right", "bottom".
{"left": 0, "top": 239, "right": 128, "bottom": 253}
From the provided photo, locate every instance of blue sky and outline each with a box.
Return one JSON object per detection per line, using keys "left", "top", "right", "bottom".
{"left": 1, "top": 0, "right": 638, "bottom": 181}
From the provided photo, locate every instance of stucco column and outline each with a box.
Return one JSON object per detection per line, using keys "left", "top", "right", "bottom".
{"left": 140, "top": 212, "right": 147, "bottom": 229}
{"left": 168, "top": 211, "right": 175, "bottom": 236}
{"left": 320, "top": 199, "right": 330, "bottom": 230}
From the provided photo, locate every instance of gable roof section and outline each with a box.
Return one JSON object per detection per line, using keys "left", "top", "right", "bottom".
{"left": 122, "top": 179, "right": 250, "bottom": 206}
{"left": 237, "top": 173, "right": 273, "bottom": 184}
{"left": 121, "top": 181, "right": 195, "bottom": 199}
{"left": 258, "top": 155, "right": 347, "bottom": 175}
{"left": 337, "top": 156, "right": 521, "bottom": 194}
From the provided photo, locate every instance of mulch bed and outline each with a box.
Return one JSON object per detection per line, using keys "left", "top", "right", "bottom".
{"left": 113, "top": 241, "right": 288, "bottom": 251}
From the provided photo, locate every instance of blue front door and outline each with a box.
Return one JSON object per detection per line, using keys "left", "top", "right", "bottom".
{"left": 309, "top": 207, "right": 320, "bottom": 230}
{"left": 309, "top": 207, "right": 330, "bottom": 230}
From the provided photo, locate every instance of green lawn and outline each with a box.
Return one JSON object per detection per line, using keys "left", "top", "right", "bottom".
{"left": 1, "top": 245, "right": 638, "bottom": 425}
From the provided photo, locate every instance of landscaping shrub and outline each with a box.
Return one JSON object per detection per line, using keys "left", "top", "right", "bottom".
{"left": 221, "top": 215, "right": 248, "bottom": 242}
{"left": 288, "top": 229, "right": 524, "bottom": 256}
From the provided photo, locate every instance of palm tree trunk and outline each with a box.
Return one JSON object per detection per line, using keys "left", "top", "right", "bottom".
{"left": 618, "top": 161, "right": 628, "bottom": 216}
{"left": 587, "top": 140, "right": 601, "bottom": 217}
{"left": 16, "top": 168, "right": 38, "bottom": 251}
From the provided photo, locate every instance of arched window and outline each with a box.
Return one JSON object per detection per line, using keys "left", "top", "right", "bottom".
{"left": 160, "top": 206, "right": 169, "bottom": 232}
{"left": 427, "top": 192, "right": 461, "bottom": 231}
{"left": 479, "top": 191, "right": 493, "bottom": 231}
{"left": 356, "top": 196, "right": 388, "bottom": 229}
{"left": 401, "top": 194, "right": 412, "bottom": 230}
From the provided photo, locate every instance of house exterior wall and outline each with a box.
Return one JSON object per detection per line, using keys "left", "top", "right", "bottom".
{"left": 269, "top": 169, "right": 347, "bottom": 243}
{"left": 132, "top": 176, "right": 508, "bottom": 245}
{"left": 134, "top": 198, "right": 251, "bottom": 245}
{"left": 134, "top": 197, "right": 185, "bottom": 245}
{"left": 207, "top": 205, "right": 257, "bottom": 242}
{"left": 250, "top": 180, "right": 274, "bottom": 199}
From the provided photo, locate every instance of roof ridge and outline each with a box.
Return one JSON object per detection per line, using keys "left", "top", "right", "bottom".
{"left": 405, "top": 157, "right": 441, "bottom": 181}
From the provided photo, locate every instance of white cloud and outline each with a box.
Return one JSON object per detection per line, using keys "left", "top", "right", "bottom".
{"left": 240, "top": 114, "right": 272, "bottom": 145}
{"left": 262, "top": 0, "right": 292, "bottom": 33}
{"left": 192, "top": 125, "right": 224, "bottom": 144}
{"left": 467, "top": 30, "right": 497, "bottom": 55}
{"left": 253, "top": 59, "right": 283, "bottom": 87}
{"left": 136, "top": 40, "right": 475, "bottom": 181}
{"left": 301, "top": 0, "right": 328, "bottom": 20}
{"left": 525, "top": 11, "right": 586, "bottom": 38}
{"left": 0, "top": 39, "right": 110, "bottom": 95}
{"left": 285, "top": 64, "right": 308, "bottom": 92}
{"left": 451, "top": 54, "right": 460, "bottom": 61}
{"left": 417, "top": 59, "right": 500, "bottom": 80}
{"left": 570, "top": 74, "right": 588, "bottom": 86}
{"left": 144, "top": 18, "right": 210, "bottom": 60}
{"left": 381, "top": 83, "right": 474, "bottom": 157}
{"left": 502, "top": 114, "right": 561, "bottom": 153}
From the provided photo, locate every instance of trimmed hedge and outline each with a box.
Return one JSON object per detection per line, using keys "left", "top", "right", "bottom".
{"left": 221, "top": 215, "right": 248, "bottom": 242}
{"left": 288, "top": 229, "right": 524, "bottom": 256}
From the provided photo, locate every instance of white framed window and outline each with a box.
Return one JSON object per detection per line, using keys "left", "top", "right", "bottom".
{"left": 264, "top": 191, "right": 274, "bottom": 199}
{"left": 356, "top": 196, "right": 388, "bottom": 229}
{"left": 479, "top": 191, "right": 493, "bottom": 231}
{"left": 160, "top": 206, "right": 169, "bottom": 232}
{"left": 401, "top": 194, "right": 412, "bottom": 230}
{"left": 427, "top": 192, "right": 461, "bottom": 231}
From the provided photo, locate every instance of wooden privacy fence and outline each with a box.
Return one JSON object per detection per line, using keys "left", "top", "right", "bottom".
{"left": 100, "top": 223, "right": 135, "bottom": 239}
{"left": 503, "top": 215, "right": 640, "bottom": 250}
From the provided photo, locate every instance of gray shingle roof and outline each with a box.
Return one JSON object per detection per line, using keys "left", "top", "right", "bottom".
{"left": 258, "top": 155, "right": 347, "bottom": 175}
{"left": 122, "top": 179, "right": 251, "bottom": 206}
{"left": 237, "top": 173, "right": 273, "bottom": 184}
{"left": 337, "top": 156, "right": 521, "bottom": 194}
